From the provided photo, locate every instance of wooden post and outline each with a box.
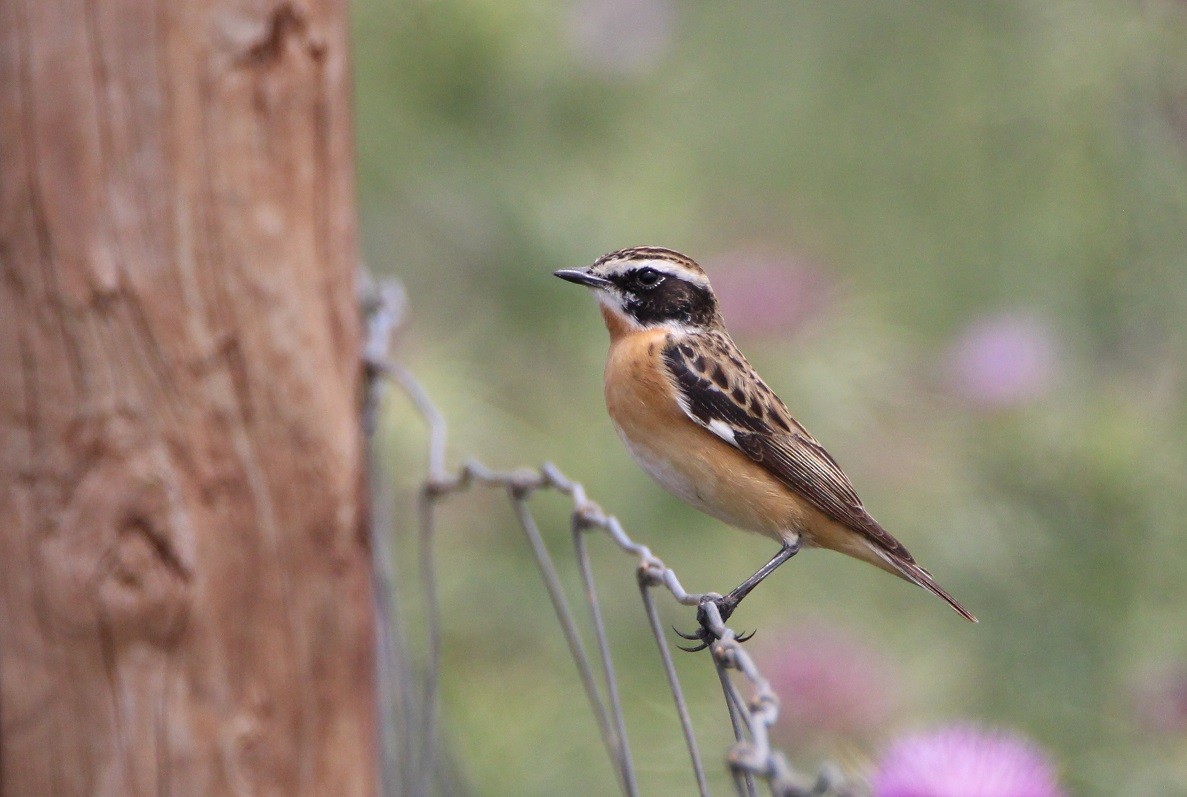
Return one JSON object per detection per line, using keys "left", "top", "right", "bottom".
{"left": 0, "top": 0, "right": 376, "bottom": 793}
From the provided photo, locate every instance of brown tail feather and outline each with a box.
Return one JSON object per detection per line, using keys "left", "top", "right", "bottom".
{"left": 869, "top": 546, "right": 978, "bottom": 623}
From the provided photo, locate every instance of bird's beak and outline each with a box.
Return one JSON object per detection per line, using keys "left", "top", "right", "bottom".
{"left": 554, "top": 268, "right": 613, "bottom": 289}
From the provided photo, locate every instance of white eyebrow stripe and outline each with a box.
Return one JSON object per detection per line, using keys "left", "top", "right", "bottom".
{"left": 602, "top": 259, "right": 711, "bottom": 289}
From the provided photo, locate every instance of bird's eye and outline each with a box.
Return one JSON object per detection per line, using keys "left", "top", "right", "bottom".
{"left": 634, "top": 267, "right": 663, "bottom": 288}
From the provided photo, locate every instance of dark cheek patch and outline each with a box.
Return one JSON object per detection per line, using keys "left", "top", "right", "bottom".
{"left": 623, "top": 278, "right": 717, "bottom": 327}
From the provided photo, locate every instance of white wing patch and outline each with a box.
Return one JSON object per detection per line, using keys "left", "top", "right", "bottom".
{"left": 706, "top": 418, "right": 738, "bottom": 446}
{"left": 669, "top": 381, "right": 740, "bottom": 448}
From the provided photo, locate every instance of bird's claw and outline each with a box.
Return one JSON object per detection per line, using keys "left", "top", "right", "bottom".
{"left": 673, "top": 598, "right": 755, "bottom": 653}
{"left": 672, "top": 624, "right": 711, "bottom": 653}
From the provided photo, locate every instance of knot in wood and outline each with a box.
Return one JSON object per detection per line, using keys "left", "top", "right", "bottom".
{"left": 45, "top": 447, "right": 194, "bottom": 646}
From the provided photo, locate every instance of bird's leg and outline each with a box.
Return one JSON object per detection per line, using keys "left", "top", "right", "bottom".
{"left": 676, "top": 539, "right": 801, "bottom": 652}
{"left": 714, "top": 539, "right": 802, "bottom": 622}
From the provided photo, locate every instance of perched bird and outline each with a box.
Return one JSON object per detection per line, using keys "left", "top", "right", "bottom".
{"left": 555, "top": 246, "right": 976, "bottom": 648}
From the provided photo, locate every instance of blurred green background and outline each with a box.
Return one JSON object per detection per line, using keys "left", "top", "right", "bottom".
{"left": 355, "top": 1, "right": 1187, "bottom": 794}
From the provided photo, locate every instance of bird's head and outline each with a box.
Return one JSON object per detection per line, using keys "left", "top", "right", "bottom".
{"left": 554, "top": 246, "right": 722, "bottom": 335}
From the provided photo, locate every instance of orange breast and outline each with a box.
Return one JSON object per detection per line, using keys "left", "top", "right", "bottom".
{"left": 602, "top": 329, "right": 821, "bottom": 545}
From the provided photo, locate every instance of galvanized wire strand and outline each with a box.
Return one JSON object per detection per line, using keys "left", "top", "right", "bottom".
{"left": 363, "top": 278, "right": 856, "bottom": 797}
{"left": 714, "top": 652, "right": 758, "bottom": 797}
{"left": 636, "top": 576, "right": 710, "bottom": 796}
{"left": 507, "top": 491, "right": 621, "bottom": 777}
{"left": 368, "top": 450, "right": 414, "bottom": 796}
{"left": 361, "top": 275, "right": 415, "bottom": 796}
{"left": 573, "top": 520, "right": 640, "bottom": 796}
{"left": 413, "top": 487, "right": 441, "bottom": 797}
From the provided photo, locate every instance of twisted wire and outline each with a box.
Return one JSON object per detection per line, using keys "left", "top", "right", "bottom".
{"left": 362, "top": 277, "right": 857, "bottom": 797}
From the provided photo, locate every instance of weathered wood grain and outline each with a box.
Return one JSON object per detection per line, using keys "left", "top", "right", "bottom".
{"left": 0, "top": 1, "right": 376, "bottom": 793}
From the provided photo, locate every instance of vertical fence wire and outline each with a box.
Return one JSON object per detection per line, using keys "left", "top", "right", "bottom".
{"left": 360, "top": 276, "right": 414, "bottom": 796}
{"left": 361, "top": 278, "right": 859, "bottom": 797}
{"left": 636, "top": 574, "right": 711, "bottom": 796}
{"left": 573, "top": 522, "right": 640, "bottom": 796}
{"left": 507, "top": 489, "right": 622, "bottom": 777}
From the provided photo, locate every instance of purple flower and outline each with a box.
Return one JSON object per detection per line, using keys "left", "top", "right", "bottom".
{"left": 566, "top": 0, "right": 675, "bottom": 76}
{"left": 1132, "top": 664, "right": 1187, "bottom": 736}
{"left": 944, "top": 313, "right": 1060, "bottom": 410}
{"left": 872, "top": 725, "right": 1065, "bottom": 797}
{"left": 709, "top": 248, "right": 835, "bottom": 339}
{"left": 757, "top": 623, "right": 897, "bottom": 744}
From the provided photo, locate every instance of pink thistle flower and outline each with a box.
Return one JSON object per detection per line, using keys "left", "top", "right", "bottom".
{"left": 944, "top": 313, "right": 1060, "bottom": 410}
{"left": 872, "top": 725, "right": 1065, "bottom": 797}
{"left": 757, "top": 624, "right": 898, "bottom": 745}
{"left": 565, "top": 0, "right": 675, "bottom": 76}
{"left": 710, "top": 249, "right": 835, "bottom": 339}
{"left": 1132, "top": 664, "right": 1187, "bottom": 736}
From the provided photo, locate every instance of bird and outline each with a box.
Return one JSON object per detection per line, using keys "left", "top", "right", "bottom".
{"left": 555, "top": 246, "right": 976, "bottom": 650}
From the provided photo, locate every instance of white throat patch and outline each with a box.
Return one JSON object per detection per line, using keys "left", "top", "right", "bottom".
{"left": 593, "top": 290, "right": 699, "bottom": 336}
{"left": 595, "top": 289, "right": 643, "bottom": 330}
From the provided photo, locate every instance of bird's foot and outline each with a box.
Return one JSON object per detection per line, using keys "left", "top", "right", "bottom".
{"left": 674, "top": 596, "right": 755, "bottom": 652}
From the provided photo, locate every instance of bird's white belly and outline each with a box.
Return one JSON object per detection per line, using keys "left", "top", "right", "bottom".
{"left": 613, "top": 425, "right": 729, "bottom": 521}
{"left": 610, "top": 416, "right": 806, "bottom": 543}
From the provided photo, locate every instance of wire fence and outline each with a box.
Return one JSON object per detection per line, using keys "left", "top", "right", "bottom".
{"left": 361, "top": 276, "right": 861, "bottom": 797}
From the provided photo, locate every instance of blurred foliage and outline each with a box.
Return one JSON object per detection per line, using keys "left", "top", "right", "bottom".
{"left": 354, "top": 1, "right": 1187, "bottom": 794}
